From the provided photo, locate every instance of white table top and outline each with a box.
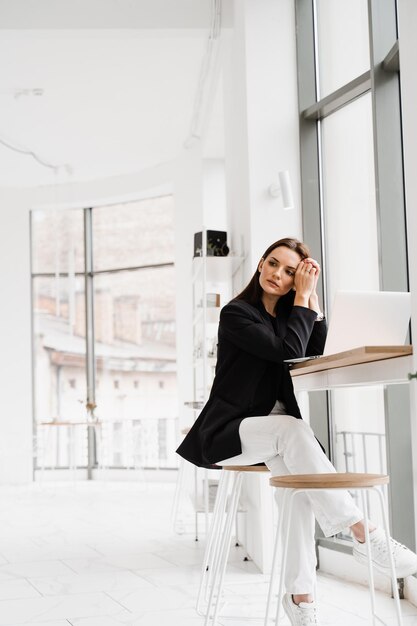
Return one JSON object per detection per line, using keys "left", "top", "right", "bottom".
{"left": 290, "top": 345, "right": 413, "bottom": 391}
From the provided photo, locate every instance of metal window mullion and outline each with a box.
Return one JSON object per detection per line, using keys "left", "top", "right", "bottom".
{"left": 382, "top": 40, "right": 399, "bottom": 72}
{"left": 296, "top": 0, "right": 331, "bottom": 464}
{"left": 302, "top": 71, "right": 371, "bottom": 121}
{"left": 30, "top": 213, "right": 38, "bottom": 476}
{"left": 368, "top": 1, "right": 408, "bottom": 294}
{"left": 84, "top": 208, "right": 96, "bottom": 479}
{"left": 32, "top": 261, "right": 174, "bottom": 279}
{"left": 368, "top": 0, "right": 414, "bottom": 550}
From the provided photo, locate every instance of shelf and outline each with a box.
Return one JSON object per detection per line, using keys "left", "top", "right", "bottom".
{"left": 193, "top": 356, "right": 217, "bottom": 366}
{"left": 192, "top": 255, "right": 244, "bottom": 282}
{"left": 193, "top": 306, "right": 221, "bottom": 326}
{"left": 184, "top": 400, "right": 205, "bottom": 410}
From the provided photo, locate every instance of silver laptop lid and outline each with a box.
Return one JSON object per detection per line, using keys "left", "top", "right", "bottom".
{"left": 323, "top": 291, "right": 411, "bottom": 357}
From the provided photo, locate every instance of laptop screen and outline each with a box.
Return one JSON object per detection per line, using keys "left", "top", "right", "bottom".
{"left": 323, "top": 291, "right": 411, "bottom": 357}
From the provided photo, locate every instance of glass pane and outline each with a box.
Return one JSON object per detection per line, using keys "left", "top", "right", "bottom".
{"left": 92, "top": 195, "right": 175, "bottom": 271}
{"left": 316, "top": 0, "right": 370, "bottom": 98}
{"left": 333, "top": 387, "right": 386, "bottom": 475}
{"left": 333, "top": 385, "right": 387, "bottom": 530}
{"left": 94, "top": 267, "right": 178, "bottom": 469}
{"left": 321, "top": 94, "right": 383, "bottom": 528}
{"left": 321, "top": 93, "right": 379, "bottom": 305}
{"left": 32, "top": 275, "right": 88, "bottom": 469}
{"left": 31, "top": 209, "right": 84, "bottom": 274}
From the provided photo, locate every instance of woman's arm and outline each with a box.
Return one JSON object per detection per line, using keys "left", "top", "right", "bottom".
{"left": 219, "top": 300, "right": 317, "bottom": 362}
{"left": 305, "top": 318, "right": 327, "bottom": 356}
{"left": 302, "top": 257, "right": 327, "bottom": 355}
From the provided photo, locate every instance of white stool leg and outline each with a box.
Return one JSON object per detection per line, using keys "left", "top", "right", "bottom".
{"left": 171, "top": 458, "right": 186, "bottom": 530}
{"left": 40, "top": 425, "right": 52, "bottom": 485}
{"left": 205, "top": 472, "right": 243, "bottom": 626}
{"left": 374, "top": 486, "right": 403, "bottom": 626}
{"left": 275, "top": 489, "right": 297, "bottom": 626}
{"left": 196, "top": 471, "right": 230, "bottom": 614}
{"left": 265, "top": 488, "right": 290, "bottom": 625}
{"left": 69, "top": 424, "right": 77, "bottom": 485}
{"left": 204, "top": 468, "right": 210, "bottom": 536}
{"left": 361, "top": 490, "right": 377, "bottom": 625}
{"left": 205, "top": 472, "right": 233, "bottom": 602}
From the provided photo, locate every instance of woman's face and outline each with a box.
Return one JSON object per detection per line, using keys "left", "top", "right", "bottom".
{"left": 258, "top": 246, "right": 302, "bottom": 298}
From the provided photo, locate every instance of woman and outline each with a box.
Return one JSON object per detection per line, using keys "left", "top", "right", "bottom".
{"left": 177, "top": 237, "right": 417, "bottom": 626}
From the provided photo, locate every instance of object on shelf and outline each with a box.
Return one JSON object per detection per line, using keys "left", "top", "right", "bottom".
{"left": 207, "top": 337, "right": 217, "bottom": 358}
{"left": 184, "top": 401, "right": 205, "bottom": 410}
{"left": 206, "top": 293, "right": 221, "bottom": 307}
{"left": 194, "top": 230, "right": 229, "bottom": 257}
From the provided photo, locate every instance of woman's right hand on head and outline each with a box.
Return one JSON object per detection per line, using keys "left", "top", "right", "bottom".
{"left": 293, "top": 260, "right": 317, "bottom": 302}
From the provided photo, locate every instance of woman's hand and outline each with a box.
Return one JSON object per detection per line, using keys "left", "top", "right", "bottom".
{"left": 304, "top": 257, "right": 323, "bottom": 316}
{"left": 294, "top": 258, "right": 323, "bottom": 316}
{"left": 293, "top": 259, "right": 316, "bottom": 308}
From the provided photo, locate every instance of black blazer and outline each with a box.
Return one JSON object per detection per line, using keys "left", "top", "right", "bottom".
{"left": 176, "top": 292, "right": 327, "bottom": 468}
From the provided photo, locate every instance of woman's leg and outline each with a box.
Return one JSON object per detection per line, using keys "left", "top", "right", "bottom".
{"left": 219, "top": 414, "right": 363, "bottom": 600}
{"left": 219, "top": 416, "right": 331, "bottom": 597}
{"left": 236, "top": 414, "right": 363, "bottom": 537}
{"left": 271, "top": 455, "right": 317, "bottom": 598}
{"left": 220, "top": 414, "right": 417, "bottom": 602}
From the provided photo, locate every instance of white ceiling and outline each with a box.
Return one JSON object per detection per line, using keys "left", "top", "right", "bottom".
{"left": 0, "top": 0, "right": 230, "bottom": 188}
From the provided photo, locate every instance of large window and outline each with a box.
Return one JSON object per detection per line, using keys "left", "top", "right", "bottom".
{"left": 296, "top": 0, "right": 413, "bottom": 546}
{"left": 321, "top": 92, "right": 379, "bottom": 302}
{"left": 31, "top": 195, "right": 178, "bottom": 474}
{"left": 316, "top": 0, "right": 370, "bottom": 98}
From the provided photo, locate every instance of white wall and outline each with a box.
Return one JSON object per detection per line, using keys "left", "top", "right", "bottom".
{"left": 221, "top": 0, "right": 302, "bottom": 572}
{"left": 0, "top": 190, "right": 33, "bottom": 483}
{"left": 173, "top": 144, "right": 204, "bottom": 430}
{"left": 202, "top": 158, "right": 227, "bottom": 232}
{"left": 223, "top": 0, "right": 302, "bottom": 289}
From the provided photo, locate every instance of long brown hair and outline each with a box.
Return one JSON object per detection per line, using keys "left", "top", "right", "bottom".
{"left": 235, "top": 237, "right": 310, "bottom": 312}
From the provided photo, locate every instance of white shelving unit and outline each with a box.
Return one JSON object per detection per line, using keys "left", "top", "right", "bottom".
{"left": 173, "top": 229, "right": 244, "bottom": 540}
{"left": 192, "top": 233, "right": 244, "bottom": 405}
{"left": 190, "top": 229, "right": 244, "bottom": 537}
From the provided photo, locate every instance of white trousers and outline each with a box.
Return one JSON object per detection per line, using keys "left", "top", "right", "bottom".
{"left": 218, "top": 405, "right": 363, "bottom": 594}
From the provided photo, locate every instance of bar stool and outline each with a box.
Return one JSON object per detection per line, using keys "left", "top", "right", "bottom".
{"left": 265, "top": 473, "right": 403, "bottom": 626}
{"left": 198, "top": 464, "right": 270, "bottom": 626}
{"left": 171, "top": 427, "right": 191, "bottom": 534}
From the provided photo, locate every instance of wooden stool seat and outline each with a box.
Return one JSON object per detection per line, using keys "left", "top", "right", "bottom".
{"left": 266, "top": 471, "right": 402, "bottom": 626}
{"left": 223, "top": 464, "right": 269, "bottom": 473}
{"left": 270, "top": 472, "right": 389, "bottom": 490}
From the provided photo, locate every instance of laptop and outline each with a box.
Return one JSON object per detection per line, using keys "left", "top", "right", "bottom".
{"left": 284, "top": 290, "right": 411, "bottom": 363}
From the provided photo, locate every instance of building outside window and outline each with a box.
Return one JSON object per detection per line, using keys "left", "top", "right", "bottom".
{"left": 31, "top": 195, "right": 178, "bottom": 473}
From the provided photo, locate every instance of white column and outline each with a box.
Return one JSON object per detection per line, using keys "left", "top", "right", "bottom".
{"left": 173, "top": 144, "right": 205, "bottom": 430}
{"left": 397, "top": 0, "right": 417, "bottom": 546}
{"left": 202, "top": 158, "right": 227, "bottom": 231}
{"left": 222, "top": 0, "right": 302, "bottom": 572}
{"left": 223, "top": 0, "right": 302, "bottom": 280}
{"left": 0, "top": 189, "right": 33, "bottom": 483}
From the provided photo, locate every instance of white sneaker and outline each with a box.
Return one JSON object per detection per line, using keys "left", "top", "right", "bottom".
{"left": 353, "top": 527, "right": 417, "bottom": 578}
{"left": 282, "top": 593, "right": 320, "bottom": 626}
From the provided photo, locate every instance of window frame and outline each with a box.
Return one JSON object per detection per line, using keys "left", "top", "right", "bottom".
{"left": 295, "top": 0, "right": 414, "bottom": 550}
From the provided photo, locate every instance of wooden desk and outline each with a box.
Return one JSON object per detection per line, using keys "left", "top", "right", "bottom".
{"left": 289, "top": 344, "right": 417, "bottom": 553}
{"left": 290, "top": 345, "right": 413, "bottom": 392}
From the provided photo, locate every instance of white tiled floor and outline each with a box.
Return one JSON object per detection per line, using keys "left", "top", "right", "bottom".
{"left": 0, "top": 480, "right": 416, "bottom": 625}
